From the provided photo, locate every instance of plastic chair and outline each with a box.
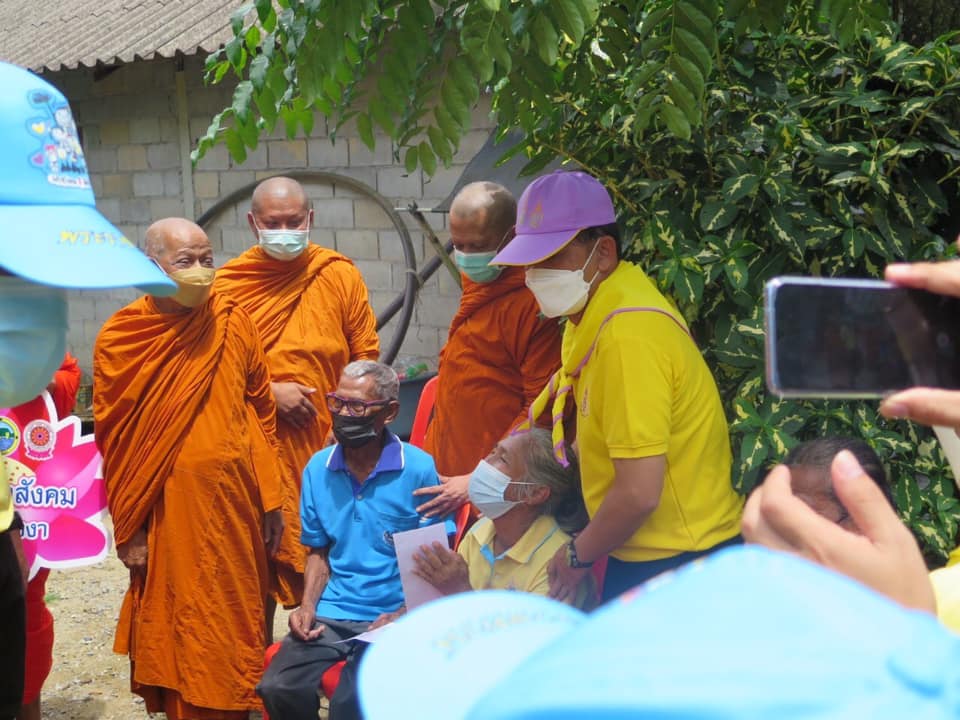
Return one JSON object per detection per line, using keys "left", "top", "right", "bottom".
{"left": 320, "top": 660, "right": 344, "bottom": 699}
{"left": 408, "top": 374, "right": 438, "bottom": 449}
{"left": 592, "top": 555, "right": 608, "bottom": 595}
{"left": 261, "top": 642, "right": 344, "bottom": 720}
{"left": 408, "top": 373, "right": 475, "bottom": 548}
{"left": 261, "top": 642, "right": 283, "bottom": 720}
{"left": 452, "top": 502, "right": 473, "bottom": 550}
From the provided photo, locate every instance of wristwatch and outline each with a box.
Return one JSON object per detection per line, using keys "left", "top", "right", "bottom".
{"left": 565, "top": 538, "right": 593, "bottom": 569}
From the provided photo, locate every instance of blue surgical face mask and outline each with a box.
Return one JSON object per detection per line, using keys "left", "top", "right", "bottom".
{"left": 0, "top": 276, "right": 67, "bottom": 409}
{"left": 453, "top": 249, "right": 502, "bottom": 283}
{"left": 256, "top": 224, "right": 310, "bottom": 261}
{"left": 468, "top": 459, "right": 538, "bottom": 520}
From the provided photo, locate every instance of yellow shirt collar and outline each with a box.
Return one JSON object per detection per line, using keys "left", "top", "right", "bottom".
{"left": 477, "top": 514, "right": 562, "bottom": 564}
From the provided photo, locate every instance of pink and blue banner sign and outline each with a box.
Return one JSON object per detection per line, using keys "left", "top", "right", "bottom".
{"left": 2, "top": 392, "right": 109, "bottom": 580}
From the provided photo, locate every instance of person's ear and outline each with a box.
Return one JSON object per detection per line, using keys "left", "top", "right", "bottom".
{"left": 524, "top": 485, "right": 551, "bottom": 507}
{"left": 247, "top": 211, "right": 259, "bottom": 236}
{"left": 382, "top": 400, "right": 400, "bottom": 425}
{"left": 595, "top": 235, "right": 617, "bottom": 273}
{"left": 307, "top": 208, "right": 315, "bottom": 230}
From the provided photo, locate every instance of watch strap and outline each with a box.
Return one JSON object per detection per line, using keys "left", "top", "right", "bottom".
{"left": 567, "top": 538, "right": 594, "bottom": 569}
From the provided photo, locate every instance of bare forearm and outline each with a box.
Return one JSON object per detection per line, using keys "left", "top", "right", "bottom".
{"left": 302, "top": 548, "right": 330, "bottom": 610}
{"left": 576, "top": 492, "right": 655, "bottom": 563}
{"left": 574, "top": 456, "right": 665, "bottom": 564}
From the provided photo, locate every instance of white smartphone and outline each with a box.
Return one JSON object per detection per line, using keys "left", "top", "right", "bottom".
{"left": 764, "top": 276, "right": 960, "bottom": 398}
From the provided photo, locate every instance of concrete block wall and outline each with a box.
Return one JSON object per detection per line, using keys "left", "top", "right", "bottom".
{"left": 44, "top": 55, "right": 496, "bottom": 387}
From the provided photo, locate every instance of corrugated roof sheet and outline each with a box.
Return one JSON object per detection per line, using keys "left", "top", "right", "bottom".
{"left": 0, "top": 0, "right": 241, "bottom": 72}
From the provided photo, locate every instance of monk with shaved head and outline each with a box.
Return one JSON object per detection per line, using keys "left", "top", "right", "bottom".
{"left": 413, "top": 181, "right": 562, "bottom": 518}
{"left": 216, "top": 176, "right": 379, "bottom": 622}
{"left": 94, "top": 217, "right": 286, "bottom": 719}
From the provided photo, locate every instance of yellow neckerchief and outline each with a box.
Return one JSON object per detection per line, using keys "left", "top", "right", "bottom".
{"left": 516, "top": 262, "right": 690, "bottom": 467}
{"left": 946, "top": 545, "right": 960, "bottom": 568}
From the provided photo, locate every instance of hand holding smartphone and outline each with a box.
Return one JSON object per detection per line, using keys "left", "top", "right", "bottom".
{"left": 764, "top": 276, "right": 960, "bottom": 398}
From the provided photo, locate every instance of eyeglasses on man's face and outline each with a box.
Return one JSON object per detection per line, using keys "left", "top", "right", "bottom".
{"left": 325, "top": 392, "right": 391, "bottom": 417}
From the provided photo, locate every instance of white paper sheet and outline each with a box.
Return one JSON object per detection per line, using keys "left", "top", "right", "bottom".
{"left": 393, "top": 523, "right": 448, "bottom": 611}
{"left": 343, "top": 623, "right": 393, "bottom": 644}
{"left": 935, "top": 425, "right": 960, "bottom": 488}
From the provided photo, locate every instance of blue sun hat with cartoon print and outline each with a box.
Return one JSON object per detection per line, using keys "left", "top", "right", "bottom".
{"left": 0, "top": 61, "right": 173, "bottom": 294}
{"left": 360, "top": 546, "right": 960, "bottom": 720}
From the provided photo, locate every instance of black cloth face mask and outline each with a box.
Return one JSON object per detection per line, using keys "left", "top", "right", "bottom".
{"left": 331, "top": 411, "right": 382, "bottom": 448}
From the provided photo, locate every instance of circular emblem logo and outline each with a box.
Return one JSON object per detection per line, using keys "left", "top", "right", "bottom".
{"left": 0, "top": 417, "right": 20, "bottom": 457}
{"left": 24, "top": 419, "right": 56, "bottom": 461}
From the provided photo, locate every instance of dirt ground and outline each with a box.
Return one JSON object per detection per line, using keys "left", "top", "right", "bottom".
{"left": 38, "top": 554, "right": 291, "bottom": 720}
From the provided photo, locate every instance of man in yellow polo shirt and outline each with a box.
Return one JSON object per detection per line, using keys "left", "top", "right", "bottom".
{"left": 493, "top": 170, "right": 743, "bottom": 603}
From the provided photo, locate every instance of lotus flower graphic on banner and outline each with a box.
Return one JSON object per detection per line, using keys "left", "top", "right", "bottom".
{"left": 2, "top": 391, "right": 108, "bottom": 580}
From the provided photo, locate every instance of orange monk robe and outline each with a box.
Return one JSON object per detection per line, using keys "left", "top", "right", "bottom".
{"left": 94, "top": 292, "right": 285, "bottom": 719}
{"left": 424, "top": 266, "right": 562, "bottom": 476}
{"left": 216, "top": 244, "right": 379, "bottom": 606}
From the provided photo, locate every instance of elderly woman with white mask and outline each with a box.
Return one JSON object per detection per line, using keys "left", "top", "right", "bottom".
{"left": 411, "top": 428, "right": 595, "bottom": 609}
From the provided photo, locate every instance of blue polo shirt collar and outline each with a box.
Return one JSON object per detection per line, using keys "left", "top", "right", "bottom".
{"left": 326, "top": 430, "right": 405, "bottom": 480}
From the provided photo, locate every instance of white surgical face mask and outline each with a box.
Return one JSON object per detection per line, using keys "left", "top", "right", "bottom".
{"left": 0, "top": 276, "right": 67, "bottom": 409}
{"left": 524, "top": 240, "right": 601, "bottom": 318}
{"left": 468, "top": 459, "right": 538, "bottom": 520}
{"left": 256, "top": 222, "right": 310, "bottom": 261}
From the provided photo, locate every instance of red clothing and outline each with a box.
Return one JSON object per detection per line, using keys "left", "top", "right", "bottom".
{"left": 22, "top": 569, "right": 53, "bottom": 704}
{"left": 49, "top": 353, "right": 81, "bottom": 418}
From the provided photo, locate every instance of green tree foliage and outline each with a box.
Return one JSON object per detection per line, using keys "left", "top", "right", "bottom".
{"left": 200, "top": 1, "right": 960, "bottom": 561}
{"left": 194, "top": 0, "right": 887, "bottom": 165}
{"left": 896, "top": 0, "right": 960, "bottom": 45}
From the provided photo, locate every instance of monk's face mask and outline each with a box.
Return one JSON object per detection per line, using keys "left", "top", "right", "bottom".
{"left": 169, "top": 267, "right": 216, "bottom": 308}
{"left": 253, "top": 218, "right": 310, "bottom": 262}
{"left": 454, "top": 249, "right": 502, "bottom": 283}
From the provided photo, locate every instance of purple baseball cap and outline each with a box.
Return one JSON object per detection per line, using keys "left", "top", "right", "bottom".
{"left": 491, "top": 170, "right": 616, "bottom": 266}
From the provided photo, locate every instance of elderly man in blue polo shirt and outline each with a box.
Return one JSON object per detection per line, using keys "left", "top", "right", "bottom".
{"left": 257, "top": 360, "right": 452, "bottom": 720}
